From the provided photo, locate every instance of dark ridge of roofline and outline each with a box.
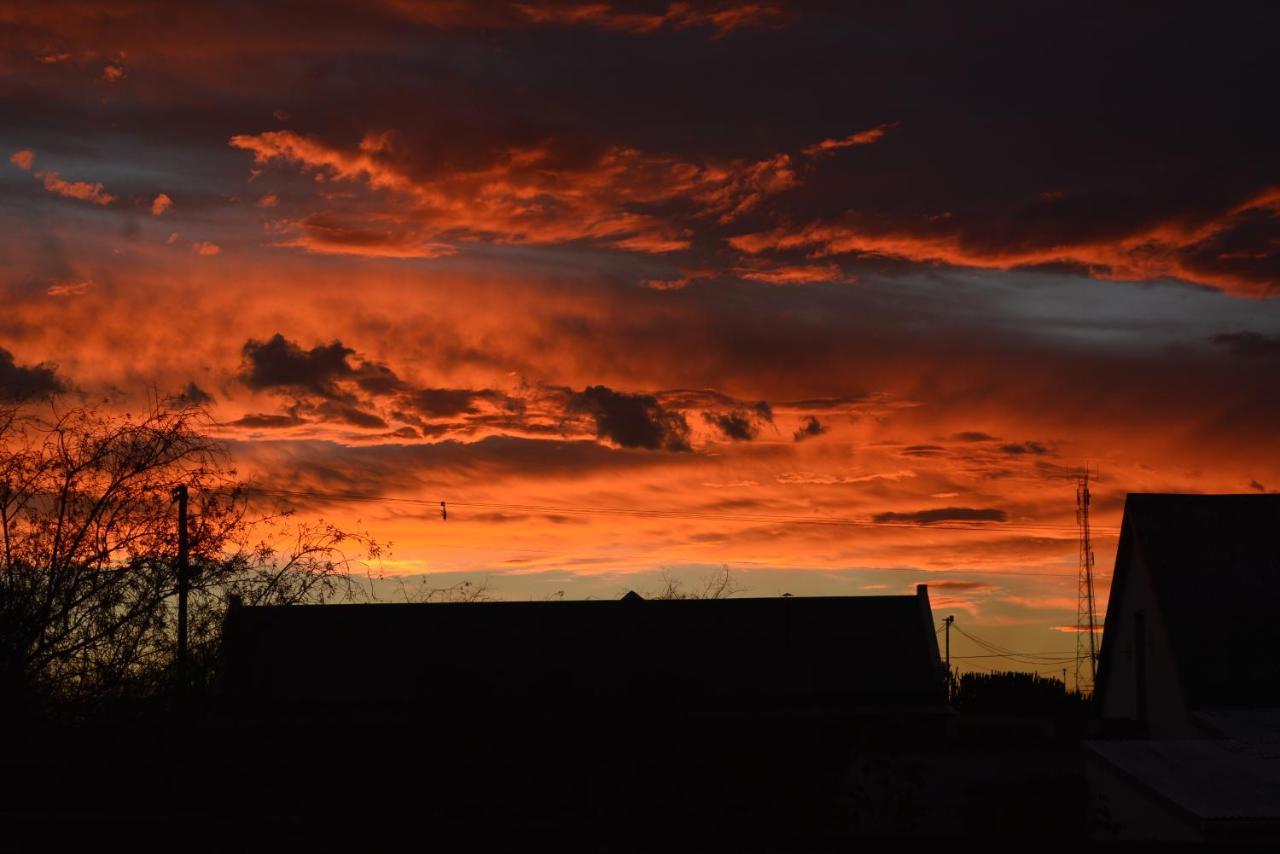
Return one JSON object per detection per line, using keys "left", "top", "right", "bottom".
{"left": 1125, "top": 492, "right": 1280, "bottom": 500}
{"left": 228, "top": 593, "right": 929, "bottom": 614}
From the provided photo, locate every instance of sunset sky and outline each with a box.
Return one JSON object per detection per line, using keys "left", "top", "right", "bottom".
{"left": 3, "top": 1, "right": 1277, "bottom": 677}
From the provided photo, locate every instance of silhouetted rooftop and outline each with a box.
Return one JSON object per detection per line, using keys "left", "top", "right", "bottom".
{"left": 1098, "top": 493, "right": 1280, "bottom": 710}
{"left": 222, "top": 588, "right": 947, "bottom": 711}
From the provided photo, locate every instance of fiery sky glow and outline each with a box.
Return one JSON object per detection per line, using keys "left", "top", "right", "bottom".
{"left": 3, "top": 1, "right": 1278, "bottom": 673}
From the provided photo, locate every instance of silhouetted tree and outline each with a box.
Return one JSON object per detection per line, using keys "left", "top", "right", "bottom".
{"left": 0, "top": 394, "right": 381, "bottom": 719}
{"left": 649, "top": 565, "right": 742, "bottom": 599}
{"left": 392, "top": 575, "right": 494, "bottom": 603}
{"left": 955, "top": 670, "right": 1087, "bottom": 716}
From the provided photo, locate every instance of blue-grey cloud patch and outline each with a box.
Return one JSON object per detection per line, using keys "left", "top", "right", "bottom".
{"left": 1210, "top": 331, "right": 1280, "bottom": 358}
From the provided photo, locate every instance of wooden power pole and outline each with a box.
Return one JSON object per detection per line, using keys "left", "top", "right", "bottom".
{"left": 944, "top": 615, "right": 954, "bottom": 700}
{"left": 174, "top": 483, "right": 189, "bottom": 711}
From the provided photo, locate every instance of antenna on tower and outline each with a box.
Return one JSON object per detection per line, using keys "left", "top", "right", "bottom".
{"left": 1075, "top": 468, "right": 1099, "bottom": 693}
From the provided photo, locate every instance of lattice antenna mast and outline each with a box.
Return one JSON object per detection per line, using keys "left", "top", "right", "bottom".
{"left": 1075, "top": 469, "right": 1099, "bottom": 692}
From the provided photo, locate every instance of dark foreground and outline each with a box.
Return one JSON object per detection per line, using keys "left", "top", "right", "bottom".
{"left": 1, "top": 702, "right": 1092, "bottom": 852}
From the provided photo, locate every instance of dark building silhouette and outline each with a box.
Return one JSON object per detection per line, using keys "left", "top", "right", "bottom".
{"left": 212, "top": 585, "right": 950, "bottom": 834}
{"left": 1087, "top": 494, "right": 1280, "bottom": 842}
{"left": 222, "top": 584, "right": 947, "bottom": 715}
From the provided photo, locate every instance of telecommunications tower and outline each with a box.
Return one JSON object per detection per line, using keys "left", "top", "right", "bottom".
{"left": 1075, "top": 470, "right": 1099, "bottom": 692}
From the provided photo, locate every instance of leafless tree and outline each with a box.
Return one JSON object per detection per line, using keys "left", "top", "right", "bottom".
{"left": 0, "top": 394, "right": 382, "bottom": 717}
{"left": 648, "top": 564, "right": 743, "bottom": 600}
{"left": 392, "top": 575, "right": 494, "bottom": 603}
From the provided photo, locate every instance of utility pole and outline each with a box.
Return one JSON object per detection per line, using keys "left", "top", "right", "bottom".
{"left": 1075, "top": 470, "right": 1099, "bottom": 693}
{"left": 944, "top": 615, "right": 954, "bottom": 700}
{"left": 174, "top": 483, "right": 189, "bottom": 712}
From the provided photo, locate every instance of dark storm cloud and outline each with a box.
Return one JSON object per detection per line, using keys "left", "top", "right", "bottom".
{"left": 569, "top": 385, "right": 691, "bottom": 451}
{"left": 873, "top": 507, "right": 1009, "bottom": 525}
{"left": 0, "top": 347, "right": 63, "bottom": 400}
{"left": 236, "top": 333, "right": 521, "bottom": 431}
{"left": 351, "top": 361, "right": 408, "bottom": 396}
{"left": 703, "top": 409, "right": 759, "bottom": 441}
{"left": 312, "top": 399, "right": 389, "bottom": 430}
{"left": 999, "top": 441, "right": 1048, "bottom": 456}
{"left": 235, "top": 335, "right": 780, "bottom": 451}
{"left": 793, "top": 415, "right": 827, "bottom": 442}
{"left": 411, "top": 388, "right": 485, "bottom": 417}
{"left": 179, "top": 381, "right": 214, "bottom": 405}
{"left": 229, "top": 412, "right": 306, "bottom": 429}
{"left": 951, "top": 432, "right": 997, "bottom": 442}
{"left": 702, "top": 402, "right": 771, "bottom": 441}
{"left": 1210, "top": 331, "right": 1280, "bottom": 358}
{"left": 900, "top": 445, "right": 946, "bottom": 458}
{"left": 241, "top": 334, "right": 354, "bottom": 397}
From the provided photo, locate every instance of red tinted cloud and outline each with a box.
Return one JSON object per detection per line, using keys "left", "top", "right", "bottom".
{"left": 230, "top": 129, "right": 797, "bottom": 257}
{"left": 151, "top": 193, "right": 172, "bottom": 215}
{"left": 732, "top": 263, "right": 852, "bottom": 285}
{"left": 801, "top": 123, "right": 897, "bottom": 157}
{"left": 36, "top": 170, "right": 114, "bottom": 205}
{"left": 9, "top": 150, "right": 34, "bottom": 170}
{"left": 731, "top": 187, "right": 1280, "bottom": 297}
{"left": 278, "top": 213, "right": 457, "bottom": 259}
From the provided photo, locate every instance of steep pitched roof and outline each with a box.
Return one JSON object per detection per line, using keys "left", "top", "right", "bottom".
{"left": 222, "top": 588, "right": 946, "bottom": 710}
{"left": 1097, "top": 494, "right": 1280, "bottom": 711}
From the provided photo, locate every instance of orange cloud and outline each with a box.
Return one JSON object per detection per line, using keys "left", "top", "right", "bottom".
{"left": 277, "top": 213, "right": 457, "bottom": 259}
{"left": 730, "top": 186, "right": 1280, "bottom": 297}
{"left": 229, "top": 130, "right": 797, "bottom": 257}
{"left": 151, "top": 193, "right": 172, "bottom": 216}
{"left": 732, "top": 263, "right": 852, "bottom": 285}
{"left": 192, "top": 240, "right": 221, "bottom": 256}
{"left": 36, "top": 171, "right": 114, "bottom": 205}
{"left": 9, "top": 149, "right": 34, "bottom": 171}
{"left": 46, "top": 279, "right": 91, "bottom": 296}
{"left": 801, "top": 123, "right": 897, "bottom": 157}
{"left": 257, "top": 194, "right": 279, "bottom": 208}
{"left": 102, "top": 63, "right": 125, "bottom": 82}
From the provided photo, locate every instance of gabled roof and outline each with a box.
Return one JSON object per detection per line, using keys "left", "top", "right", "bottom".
{"left": 222, "top": 588, "right": 946, "bottom": 709}
{"left": 1096, "top": 494, "right": 1280, "bottom": 711}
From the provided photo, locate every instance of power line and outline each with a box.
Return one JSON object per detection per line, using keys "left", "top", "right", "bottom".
{"left": 235, "top": 486, "right": 1121, "bottom": 537}
{"left": 949, "top": 624, "right": 1086, "bottom": 668}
